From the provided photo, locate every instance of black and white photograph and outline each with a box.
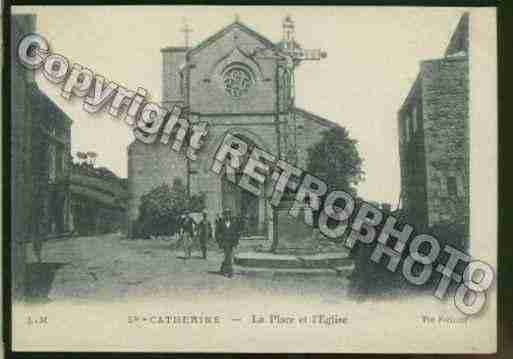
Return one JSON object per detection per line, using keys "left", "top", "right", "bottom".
{"left": 7, "top": 5, "right": 498, "bottom": 353}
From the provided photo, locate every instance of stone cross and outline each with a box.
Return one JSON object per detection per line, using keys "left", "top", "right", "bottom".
{"left": 180, "top": 18, "right": 194, "bottom": 47}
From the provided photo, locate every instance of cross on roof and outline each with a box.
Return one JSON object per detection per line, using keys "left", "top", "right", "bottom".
{"left": 180, "top": 18, "right": 194, "bottom": 47}
{"left": 280, "top": 15, "right": 327, "bottom": 65}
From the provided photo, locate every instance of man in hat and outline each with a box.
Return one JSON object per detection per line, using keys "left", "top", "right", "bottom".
{"left": 180, "top": 211, "right": 195, "bottom": 259}
{"left": 218, "top": 209, "right": 241, "bottom": 277}
{"left": 214, "top": 213, "right": 223, "bottom": 249}
{"left": 197, "top": 211, "right": 212, "bottom": 259}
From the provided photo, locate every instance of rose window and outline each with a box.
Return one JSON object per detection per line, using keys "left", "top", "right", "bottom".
{"left": 223, "top": 66, "right": 253, "bottom": 98}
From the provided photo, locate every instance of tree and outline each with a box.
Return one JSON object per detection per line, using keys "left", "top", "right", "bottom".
{"left": 133, "top": 178, "right": 205, "bottom": 238}
{"left": 306, "top": 126, "right": 364, "bottom": 196}
{"left": 76, "top": 151, "right": 87, "bottom": 163}
{"left": 86, "top": 151, "right": 98, "bottom": 166}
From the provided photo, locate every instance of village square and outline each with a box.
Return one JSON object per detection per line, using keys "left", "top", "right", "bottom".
{"left": 12, "top": 11, "right": 471, "bottom": 302}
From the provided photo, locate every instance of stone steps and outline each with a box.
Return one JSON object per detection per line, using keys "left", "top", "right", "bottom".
{"left": 234, "top": 251, "right": 353, "bottom": 270}
{"left": 234, "top": 263, "right": 355, "bottom": 277}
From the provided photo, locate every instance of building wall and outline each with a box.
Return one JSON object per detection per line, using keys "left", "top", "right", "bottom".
{"left": 127, "top": 141, "right": 187, "bottom": 236}
{"left": 128, "top": 22, "right": 338, "bottom": 238}
{"left": 12, "top": 14, "right": 74, "bottom": 298}
{"left": 398, "top": 13, "right": 469, "bottom": 230}
{"left": 293, "top": 109, "right": 339, "bottom": 169}
{"left": 161, "top": 47, "right": 187, "bottom": 110}
{"left": 129, "top": 23, "right": 281, "bottom": 237}
{"left": 190, "top": 115, "right": 278, "bottom": 232}
{"left": 187, "top": 25, "right": 277, "bottom": 115}
{"left": 398, "top": 78, "right": 429, "bottom": 226}
{"left": 31, "top": 90, "right": 73, "bottom": 236}
{"left": 70, "top": 164, "right": 128, "bottom": 236}
{"left": 422, "top": 57, "right": 469, "bottom": 227}
{"left": 11, "top": 14, "right": 36, "bottom": 298}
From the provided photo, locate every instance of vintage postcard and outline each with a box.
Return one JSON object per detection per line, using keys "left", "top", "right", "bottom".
{"left": 8, "top": 5, "right": 497, "bottom": 353}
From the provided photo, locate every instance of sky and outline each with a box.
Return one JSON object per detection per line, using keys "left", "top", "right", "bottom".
{"left": 13, "top": 6, "right": 471, "bottom": 206}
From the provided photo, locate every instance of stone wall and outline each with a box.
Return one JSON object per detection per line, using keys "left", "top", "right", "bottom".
{"left": 187, "top": 24, "right": 277, "bottom": 115}
{"left": 422, "top": 56, "right": 469, "bottom": 227}
{"left": 31, "top": 91, "right": 73, "bottom": 235}
{"left": 161, "top": 47, "right": 187, "bottom": 110}
{"left": 398, "top": 77, "right": 429, "bottom": 226}
{"left": 11, "top": 14, "right": 36, "bottom": 298}
{"left": 398, "top": 13, "right": 469, "bottom": 230}
{"left": 127, "top": 140, "right": 187, "bottom": 236}
{"left": 128, "top": 21, "right": 339, "bottom": 238}
{"left": 293, "top": 108, "right": 339, "bottom": 169}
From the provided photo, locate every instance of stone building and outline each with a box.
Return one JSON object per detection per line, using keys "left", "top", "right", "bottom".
{"left": 128, "top": 17, "right": 340, "bottom": 239}
{"left": 11, "top": 14, "right": 36, "bottom": 298}
{"left": 11, "top": 14, "right": 73, "bottom": 297}
{"left": 398, "top": 13, "right": 469, "bottom": 230}
{"left": 30, "top": 87, "right": 74, "bottom": 238}
{"left": 70, "top": 163, "right": 128, "bottom": 236}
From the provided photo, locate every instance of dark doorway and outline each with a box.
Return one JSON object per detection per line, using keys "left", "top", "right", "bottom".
{"left": 221, "top": 134, "right": 263, "bottom": 237}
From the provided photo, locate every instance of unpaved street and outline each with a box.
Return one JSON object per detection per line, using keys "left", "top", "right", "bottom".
{"left": 27, "top": 233, "right": 350, "bottom": 303}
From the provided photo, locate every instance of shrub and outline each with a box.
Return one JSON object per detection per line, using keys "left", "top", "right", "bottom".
{"left": 133, "top": 179, "right": 205, "bottom": 238}
{"left": 348, "top": 214, "right": 468, "bottom": 298}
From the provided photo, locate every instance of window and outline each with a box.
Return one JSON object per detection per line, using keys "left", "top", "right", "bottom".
{"left": 48, "top": 145, "right": 56, "bottom": 183}
{"left": 432, "top": 176, "right": 441, "bottom": 196}
{"left": 456, "top": 175, "right": 465, "bottom": 197}
{"left": 447, "top": 176, "right": 458, "bottom": 197}
{"left": 411, "top": 106, "right": 418, "bottom": 134}
{"left": 56, "top": 148, "right": 64, "bottom": 178}
{"left": 281, "top": 70, "right": 292, "bottom": 107}
{"left": 404, "top": 115, "right": 410, "bottom": 143}
{"left": 179, "top": 72, "right": 184, "bottom": 96}
{"left": 223, "top": 65, "right": 253, "bottom": 98}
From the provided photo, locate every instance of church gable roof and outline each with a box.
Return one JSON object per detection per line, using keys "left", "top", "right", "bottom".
{"left": 188, "top": 20, "right": 278, "bottom": 57}
{"left": 293, "top": 107, "right": 339, "bottom": 129}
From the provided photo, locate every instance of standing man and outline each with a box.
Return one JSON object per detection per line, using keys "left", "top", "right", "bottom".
{"left": 197, "top": 211, "right": 212, "bottom": 259}
{"left": 214, "top": 213, "right": 223, "bottom": 249}
{"left": 219, "top": 210, "right": 240, "bottom": 278}
{"left": 180, "top": 212, "right": 195, "bottom": 259}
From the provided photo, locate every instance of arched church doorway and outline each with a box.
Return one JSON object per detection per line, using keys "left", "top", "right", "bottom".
{"left": 221, "top": 134, "right": 267, "bottom": 238}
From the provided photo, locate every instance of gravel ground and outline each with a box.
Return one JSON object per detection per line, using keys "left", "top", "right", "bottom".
{"left": 26, "top": 233, "right": 350, "bottom": 303}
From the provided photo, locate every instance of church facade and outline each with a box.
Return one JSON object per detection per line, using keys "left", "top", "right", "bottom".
{"left": 127, "top": 18, "right": 339, "bottom": 239}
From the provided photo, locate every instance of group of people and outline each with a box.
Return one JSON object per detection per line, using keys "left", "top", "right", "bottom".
{"left": 177, "top": 209, "right": 241, "bottom": 277}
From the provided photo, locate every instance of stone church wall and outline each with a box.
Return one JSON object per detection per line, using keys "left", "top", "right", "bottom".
{"left": 188, "top": 28, "right": 277, "bottom": 114}
{"left": 128, "top": 22, "right": 340, "bottom": 238}
{"left": 294, "top": 111, "right": 339, "bottom": 170}
{"left": 161, "top": 47, "right": 187, "bottom": 110}
{"left": 188, "top": 115, "right": 278, "bottom": 231}
{"left": 127, "top": 141, "right": 187, "bottom": 236}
